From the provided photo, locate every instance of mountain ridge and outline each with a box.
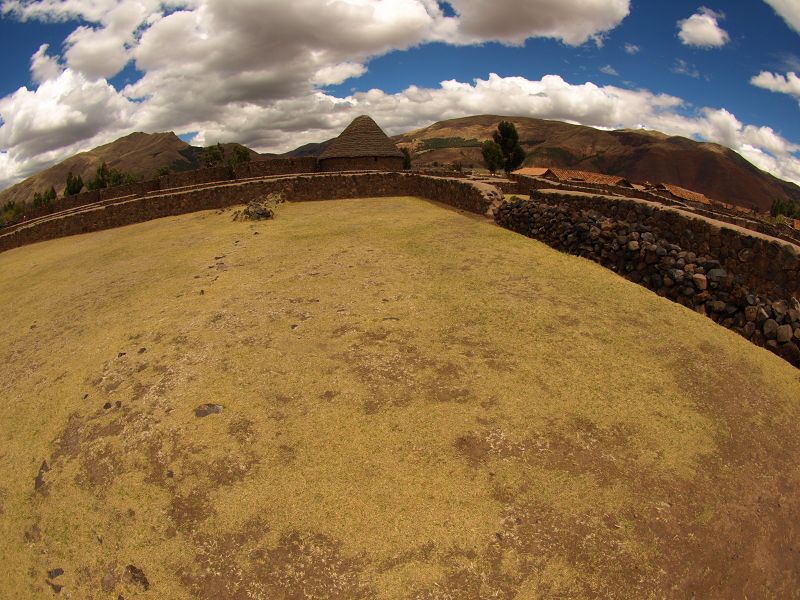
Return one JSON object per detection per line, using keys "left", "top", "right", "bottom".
{"left": 2, "top": 116, "right": 799, "bottom": 213}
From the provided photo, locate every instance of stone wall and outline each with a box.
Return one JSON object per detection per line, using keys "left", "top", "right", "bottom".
{"left": 0, "top": 173, "right": 502, "bottom": 255}
{"left": 495, "top": 192, "right": 800, "bottom": 366}
{"left": 318, "top": 157, "right": 404, "bottom": 172}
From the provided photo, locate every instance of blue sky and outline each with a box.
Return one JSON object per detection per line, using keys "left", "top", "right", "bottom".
{"left": 0, "top": 0, "right": 799, "bottom": 190}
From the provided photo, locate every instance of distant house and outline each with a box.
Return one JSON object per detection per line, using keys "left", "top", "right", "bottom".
{"left": 512, "top": 167, "right": 550, "bottom": 177}
{"left": 512, "top": 167, "right": 633, "bottom": 187}
{"left": 652, "top": 183, "right": 713, "bottom": 207}
{"left": 318, "top": 115, "right": 404, "bottom": 172}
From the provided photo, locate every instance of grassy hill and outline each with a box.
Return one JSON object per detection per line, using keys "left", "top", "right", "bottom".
{"left": 0, "top": 197, "right": 798, "bottom": 598}
{"left": 393, "top": 115, "right": 800, "bottom": 212}
{"left": 0, "top": 133, "right": 263, "bottom": 208}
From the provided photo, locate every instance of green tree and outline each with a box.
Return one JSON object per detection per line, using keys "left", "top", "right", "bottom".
{"left": 401, "top": 147, "right": 411, "bottom": 170}
{"left": 32, "top": 191, "right": 44, "bottom": 209}
{"left": 45, "top": 186, "right": 56, "bottom": 203}
{"left": 87, "top": 162, "right": 137, "bottom": 190}
{"left": 492, "top": 121, "right": 526, "bottom": 173}
{"left": 203, "top": 143, "right": 224, "bottom": 168}
{"left": 87, "top": 162, "right": 111, "bottom": 190}
{"left": 1, "top": 200, "right": 24, "bottom": 226}
{"left": 157, "top": 166, "right": 171, "bottom": 177}
{"left": 65, "top": 172, "right": 84, "bottom": 196}
{"left": 232, "top": 146, "right": 251, "bottom": 166}
{"left": 772, "top": 197, "right": 800, "bottom": 219}
{"left": 481, "top": 140, "right": 504, "bottom": 174}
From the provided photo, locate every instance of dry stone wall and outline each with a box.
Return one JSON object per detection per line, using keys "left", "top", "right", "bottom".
{"left": 0, "top": 173, "right": 503, "bottom": 255}
{"left": 318, "top": 157, "right": 404, "bottom": 172}
{"left": 495, "top": 192, "right": 800, "bottom": 366}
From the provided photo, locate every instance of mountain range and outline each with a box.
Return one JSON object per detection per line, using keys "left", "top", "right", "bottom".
{"left": 2, "top": 115, "right": 799, "bottom": 213}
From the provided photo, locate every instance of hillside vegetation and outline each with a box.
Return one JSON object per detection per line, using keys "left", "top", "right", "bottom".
{"left": 1, "top": 197, "right": 798, "bottom": 598}
{"left": 393, "top": 115, "right": 800, "bottom": 212}
{"left": 0, "top": 133, "right": 263, "bottom": 208}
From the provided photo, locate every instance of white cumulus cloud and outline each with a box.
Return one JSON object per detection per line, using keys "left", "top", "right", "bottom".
{"left": 678, "top": 7, "right": 730, "bottom": 48}
{"left": 1, "top": 0, "right": 799, "bottom": 192}
{"left": 30, "top": 43, "right": 62, "bottom": 83}
{"left": 764, "top": 0, "right": 800, "bottom": 34}
{"left": 439, "top": 0, "right": 630, "bottom": 46}
{"left": 751, "top": 71, "right": 800, "bottom": 104}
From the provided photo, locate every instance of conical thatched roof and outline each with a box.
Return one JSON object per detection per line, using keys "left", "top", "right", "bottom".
{"left": 319, "top": 115, "right": 403, "bottom": 160}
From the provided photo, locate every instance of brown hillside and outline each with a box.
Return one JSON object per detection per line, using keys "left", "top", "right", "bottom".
{"left": 393, "top": 115, "right": 800, "bottom": 212}
{"left": 0, "top": 133, "right": 262, "bottom": 208}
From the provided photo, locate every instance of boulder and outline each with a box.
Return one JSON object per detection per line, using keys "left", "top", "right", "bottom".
{"left": 776, "top": 324, "right": 793, "bottom": 343}
{"left": 692, "top": 273, "right": 708, "bottom": 291}
{"left": 744, "top": 306, "right": 758, "bottom": 323}
{"left": 763, "top": 319, "right": 779, "bottom": 339}
{"left": 707, "top": 268, "right": 727, "bottom": 283}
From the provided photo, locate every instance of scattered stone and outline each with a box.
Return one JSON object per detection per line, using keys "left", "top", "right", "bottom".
{"left": 763, "top": 319, "right": 779, "bottom": 339}
{"left": 772, "top": 300, "right": 789, "bottom": 318}
{"left": 137, "top": 347, "right": 146, "bottom": 354}
{"left": 627, "top": 240, "right": 640, "bottom": 252}
{"left": 709, "top": 301, "right": 726, "bottom": 313}
{"left": 47, "top": 568, "right": 64, "bottom": 580}
{"left": 782, "top": 342, "right": 800, "bottom": 364}
{"left": 115, "top": 401, "right": 122, "bottom": 409}
{"left": 125, "top": 565, "right": 149, "bottom": 591}
{"left": 692, "top": 273, "right": 708, "bottom": 290}
{"left": 199, "top": 289, "right": 205, "bottom": 296}
{"left": 45, "top": 581, "right": 62, "bottom": 594}
{"left": 101, "top": 570, "right": 117, "bottom": 592}
{"left": 743, "top": 322, "right": 756, "bottom": 339}
{"left": 117, "top": 352, "right": 126, "bottom": 358}
{"left": 707, "top": 268, "right": 727, "bottom": 283}
{"left": 744, "top": 306, "right": 758, "bottom": 322}
{"left": 103, "top": 402, "right": 112, "bottom": 410}
{"left": 194, "top": 404, "right": 223, "bottom": 417}
{"left": 777, "top": 324, "right": 793, "bottom": 343}
{"left": 34, "top": 461, "right": 49, "bottom": 492}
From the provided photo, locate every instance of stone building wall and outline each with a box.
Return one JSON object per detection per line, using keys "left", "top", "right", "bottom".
{"left": 495, "top": 192, "right": 800, "bottom": 366}
{"left": 0, "top": 173, "right": 502, "bottom": 255}
{"left": 317, "top": 157, "right": 404, "bottom": 172}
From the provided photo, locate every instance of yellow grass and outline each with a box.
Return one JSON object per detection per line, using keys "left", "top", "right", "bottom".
{"left": 0, "top": 196, "right": 798, "bottom": 598}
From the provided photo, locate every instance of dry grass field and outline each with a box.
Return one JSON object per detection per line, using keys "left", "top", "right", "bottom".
{"left": 1, "top": 196, "right": 798, "bottom": 599}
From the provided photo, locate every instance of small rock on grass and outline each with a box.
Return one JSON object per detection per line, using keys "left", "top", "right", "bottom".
{"left": 194, "top": 404, "right": 223, "bottom": 417}
{"left": 34, "top": 461, "right": 49, "bottom": 492}
{"left": 125, "top": 565, "right": 149, "bottom": 591}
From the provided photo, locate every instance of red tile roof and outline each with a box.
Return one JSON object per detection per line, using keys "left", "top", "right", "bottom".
{"left": 513, "top": 167, "right": 550, "bottom": 177}
{"left": 654, "top": 183, "right": 713, "bottom": 206}
{"left": 544, "top": 168, "right": 632, "bottom": 187}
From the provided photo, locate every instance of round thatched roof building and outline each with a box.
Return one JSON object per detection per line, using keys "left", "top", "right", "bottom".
{"left": 318, "top": 115, "right": 404, "bottom": 172}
